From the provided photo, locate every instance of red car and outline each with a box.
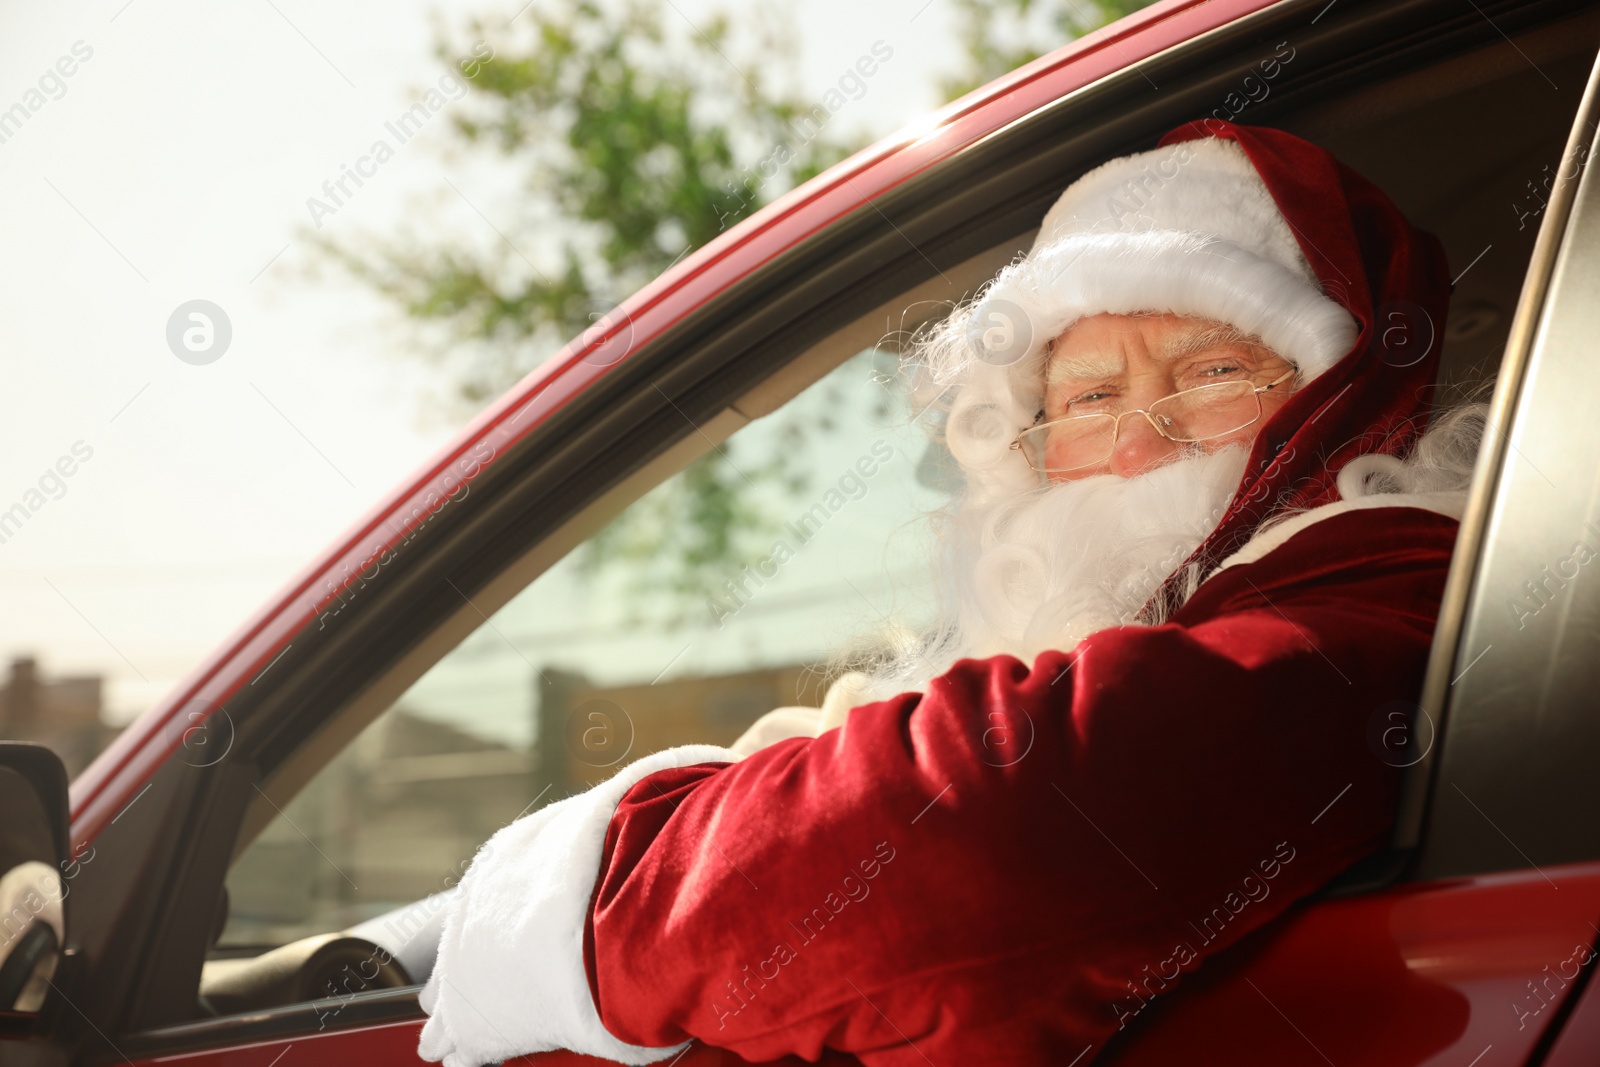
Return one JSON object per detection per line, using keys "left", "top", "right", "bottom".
{"left": 5, "top": 0, "right": 1600, "bottom": 1063}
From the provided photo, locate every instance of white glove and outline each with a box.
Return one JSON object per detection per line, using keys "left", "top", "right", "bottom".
{"left": 418, "top": 745, "right": 738, "bottom": 1067}
{"left": 727, "top": 671, "right": 875, "bottom": 756}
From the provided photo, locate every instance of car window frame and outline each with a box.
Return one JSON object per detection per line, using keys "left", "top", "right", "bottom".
{"left": 96, "top": 0, "right": 1600, "bottom": 1053}
{"left": 223, "top": 249, "right": 1020, "bottom": 868}
{"left": 1406, "top": 42, "right": 1600, "bottom": 880}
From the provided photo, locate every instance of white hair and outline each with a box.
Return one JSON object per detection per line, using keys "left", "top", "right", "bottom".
{"left": 829, "top": 297, "right": 1488, "bottom": 705}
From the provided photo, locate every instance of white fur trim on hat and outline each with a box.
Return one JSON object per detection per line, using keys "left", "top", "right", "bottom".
{"left": 964, "top": 138, "right": 1359, "bottom": 428}
{"left": 1033, "top": 138, "right": 1308, "bottom": 271}
{"left": 985, "top": 229, "right": 1357, "bottom": 385}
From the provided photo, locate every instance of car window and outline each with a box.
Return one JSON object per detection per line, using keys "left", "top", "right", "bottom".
{"left": 218, "top": 346, "right": 946, "bottom": 949}
{"left": 1411, "top": 48, "right": 1600, "bottom": 878}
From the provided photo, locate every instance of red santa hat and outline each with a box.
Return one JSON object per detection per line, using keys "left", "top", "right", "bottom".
{"left": 967, "top": 136, "right": 1360, "bottom": 393}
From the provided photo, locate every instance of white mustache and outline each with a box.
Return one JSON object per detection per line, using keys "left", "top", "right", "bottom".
{"left": 849, "top": 442, "right": 1248, "bottom": 704}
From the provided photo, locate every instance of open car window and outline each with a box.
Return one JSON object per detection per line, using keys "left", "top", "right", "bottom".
{"left": 217, "top": 345, "right": 947, "bottom": 957}
{"left": 102, "top": 2, "right": 1600, "bottom": 1053}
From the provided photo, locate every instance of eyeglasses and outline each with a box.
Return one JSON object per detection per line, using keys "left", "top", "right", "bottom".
{"left": 1009, "top": 368, "right": 1296, "bottom": 474}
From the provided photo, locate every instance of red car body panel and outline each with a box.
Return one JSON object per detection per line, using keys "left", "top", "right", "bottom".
{"left": 1545, "top": 940, "right": 1600, "bottom": 1067}
{"left": 68, "top": 0, "right": 1279, "bottom": 849}
{"left": 120, "top": 863, "right": 1600, "bottom": 1067}
{"left": 1104, "top": 862, "right": 1600, "bottom": 1066}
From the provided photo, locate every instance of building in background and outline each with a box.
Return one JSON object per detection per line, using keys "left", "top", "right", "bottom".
{"left": 540, "top": 663, "right": 829, "bottom": 796}
{"left": 0, "top": 655, "right": 109, "bottom": 778}
{"left": 221, "top": 660, "right": 825, "bottom": 947}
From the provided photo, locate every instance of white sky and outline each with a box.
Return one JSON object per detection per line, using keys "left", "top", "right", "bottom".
{"left": 0, "top": 0, "right": 967, "bottom": 727}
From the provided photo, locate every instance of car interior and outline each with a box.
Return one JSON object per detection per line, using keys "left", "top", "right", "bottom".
{"left": 101, "top": 0, "right": 1600, "bottom": 1052}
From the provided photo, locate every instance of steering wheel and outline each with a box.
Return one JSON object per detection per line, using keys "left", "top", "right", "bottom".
{"left": 0, "top": 921, "right": 58, "bottom": 1011}
{"left": 200, "top": 933, "right": 414, "bottom": 1016}
{"left": 0, "top": 862, "right": 64, "bottom": 1012}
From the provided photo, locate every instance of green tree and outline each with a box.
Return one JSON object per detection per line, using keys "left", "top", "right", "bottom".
{"left": 318, "top": 0, "right": 856, "bottom": 404}
{"left": 319, "top": 0, "right": 1155, "bottom": 602}
{"left": 940, "top": 0, "right": 1158, "bottom": 99}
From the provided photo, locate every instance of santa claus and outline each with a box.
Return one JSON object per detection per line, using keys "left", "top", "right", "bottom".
{"left": 415, "top": 120, "right": 1485, "bottom": 1066}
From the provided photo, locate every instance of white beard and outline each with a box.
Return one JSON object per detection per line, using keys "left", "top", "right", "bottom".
{"left": 849, "top": 443, "right": 1249, "bottom": 703}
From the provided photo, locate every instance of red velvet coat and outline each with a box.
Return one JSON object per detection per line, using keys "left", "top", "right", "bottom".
{"left": 581, "top": 121, "right": 1457, "bottom": 1065}
{"left": 588, "top": 507, "right": 1456, "bottom": 1065}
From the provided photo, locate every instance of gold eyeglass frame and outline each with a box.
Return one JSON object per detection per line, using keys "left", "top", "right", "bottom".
{"left": 1008, "top": 368, "right": 1297, "bottom": 474}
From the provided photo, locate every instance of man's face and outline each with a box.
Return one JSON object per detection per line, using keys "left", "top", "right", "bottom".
{"left": 1039, "top": 312, "right": 1298, "bottom": 483}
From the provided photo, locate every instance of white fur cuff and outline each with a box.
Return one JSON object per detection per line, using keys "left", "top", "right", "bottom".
{"left": 418, "top": 744, "right": 741, "bottom": 1067}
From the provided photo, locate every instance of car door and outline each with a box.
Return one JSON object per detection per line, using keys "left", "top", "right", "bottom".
{"left": 20, "top": 2, "right": 1600, "bottom": 1066}
{"left": 1100, "top": 25, "right": 1600, "bottom": 1067}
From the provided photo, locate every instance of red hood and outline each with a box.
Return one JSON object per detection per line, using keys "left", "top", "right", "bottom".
{"left": 1144, "top": 120, "right": 1453, "bottom": 618}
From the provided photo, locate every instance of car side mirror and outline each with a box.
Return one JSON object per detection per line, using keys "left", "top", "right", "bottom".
{"left": 0, "top": 743, "right": 71, "bottom": 1019}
